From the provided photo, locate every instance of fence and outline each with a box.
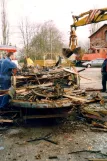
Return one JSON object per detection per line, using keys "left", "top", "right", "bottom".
{"left": 34, "top": 59, "right": 74, "bottom": 67}
{"left": 34, "top": 59, "right": 56, "bottom": 67}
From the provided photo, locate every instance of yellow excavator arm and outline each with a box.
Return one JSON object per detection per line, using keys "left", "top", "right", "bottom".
{"left": 71, "top": 8, "right": 107, "bottom": 28}
{"left": 62, "top": 8, "right": 107, "bottom": 58}
{"left": 70, "top": 8, "right": 107, "bottom": 50}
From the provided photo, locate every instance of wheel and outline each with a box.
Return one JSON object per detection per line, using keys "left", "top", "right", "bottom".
{"left": 87, "top": 64, "right": 91, "bottom": 68}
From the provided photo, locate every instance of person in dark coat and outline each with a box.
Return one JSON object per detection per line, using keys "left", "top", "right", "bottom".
{"left": 0, "top": 52, "right": 17, "bottom": 108}
{"left": 101, "top": 54, "right": 107, "bottom": 92}
{"left": 0, "top": 52, "right": 17, "bottom": 90}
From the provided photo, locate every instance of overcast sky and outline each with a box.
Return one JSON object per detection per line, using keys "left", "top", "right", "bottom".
{"left": 0, "top": 0, "right": 107, "bottom": 48}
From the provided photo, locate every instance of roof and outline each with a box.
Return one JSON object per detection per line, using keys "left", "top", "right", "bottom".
{"left": 89, "top": 24, "right": 107, "bottom": 38}
{"left": 89, "top": 47, "right": 107, "bottom": 50}
{"left": 0, "top": 45, "right": 17, "bottom": 52}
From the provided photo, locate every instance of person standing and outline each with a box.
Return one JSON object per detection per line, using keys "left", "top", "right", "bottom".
{"left": 0, "top": 52, "right": 17, "bottom": 90}
{"left": 55, "top": 55, "right": 62, "bottom": 67}
{"left": 101, "top": 54, "right": 107, "bottom": 92}
{"left": 23, "top": 56, "right": 34, "bottom": 68}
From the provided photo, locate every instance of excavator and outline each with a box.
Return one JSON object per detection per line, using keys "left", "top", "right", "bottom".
{"left": 62, "top": 7, "right": 107, "bottom": 58}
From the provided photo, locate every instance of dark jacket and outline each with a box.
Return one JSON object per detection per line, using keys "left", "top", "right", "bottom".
{"left": 0, "top": 57, "right": 17, "bottom": 90}
{"left": 101, "top": 59, "right": 107, "bottom": 73}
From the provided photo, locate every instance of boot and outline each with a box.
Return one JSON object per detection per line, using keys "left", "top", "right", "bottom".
{"left": 101, "top": 89, "right": 106, "bottom": 92}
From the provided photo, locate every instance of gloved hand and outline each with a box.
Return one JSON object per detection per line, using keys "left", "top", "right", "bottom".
{"left": 8, "top": 86, "right": 16, "bottom": 99}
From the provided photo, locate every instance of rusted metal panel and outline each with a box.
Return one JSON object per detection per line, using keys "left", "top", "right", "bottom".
{"left": 9, "top": 99, "right": 74, "bottom": 109}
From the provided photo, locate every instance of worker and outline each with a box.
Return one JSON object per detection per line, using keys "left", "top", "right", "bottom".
{"left": 23, "top": 56, "right": 34, "bottom": 67}
{"left": 27, "top": 56, "right": 34, "bottom": 67}
{"left": 101, "top": 53, "right": 107, "bottom": 92}
{"left": 23, "top": 56, "right": 27, "bottom": 67}
{"left": 0, "top": 52, "right": 17, "bottom": 90}
{"left": 55, "top": 55, "right": 62, "bottom": 67}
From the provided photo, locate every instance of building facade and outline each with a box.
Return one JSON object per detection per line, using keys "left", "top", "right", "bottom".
{"left": 89, "top": 24, "right": 107, "bottom": 48}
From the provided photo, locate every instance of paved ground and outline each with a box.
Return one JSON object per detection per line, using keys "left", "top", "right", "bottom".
{"left": 78, "top": 67, "right": 102, "bottom": 89}
{"left": 0, "top": 68, "right": 107, "bottom": 161}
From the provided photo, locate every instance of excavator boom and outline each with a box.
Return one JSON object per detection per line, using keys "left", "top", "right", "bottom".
{"left": 62, "top": 8, "right": 107, "bottom": 58}
{"left": 72, "top": 8, "right": 107, "bottom": 27}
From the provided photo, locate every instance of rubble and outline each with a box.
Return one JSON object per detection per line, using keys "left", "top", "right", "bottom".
{"left": 16, "top": 67, "right": 78, "bottom": 88}
{"left": 0, "top": 66, "right": 107, "bottom": 129}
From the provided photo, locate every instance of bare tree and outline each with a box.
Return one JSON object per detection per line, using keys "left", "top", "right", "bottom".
{"left": 31, "top": 20, "right": 64, "bottom": 59}
{"left": 19, "top": 20, "right": 64, "bottom": 60}
{"left": 19, "top": 18, "right": 35, "bottom": 56}
{"left": 78, "top": 39, "right": 90, "bottom": 52}
{"left": 1, "top": 0, "right": 9, "bottom": 45}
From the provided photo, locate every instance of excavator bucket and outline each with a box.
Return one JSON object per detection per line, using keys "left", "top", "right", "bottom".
{"left": 62, "top": 47, "right": 81, "bottom": 58}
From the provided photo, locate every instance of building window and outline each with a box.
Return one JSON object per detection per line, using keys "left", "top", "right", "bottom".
{"left": 97, "top": 49, "right": 100, "bottom": 53}
{"left": 105, "top": 31, "right": 107, "bottom": 42}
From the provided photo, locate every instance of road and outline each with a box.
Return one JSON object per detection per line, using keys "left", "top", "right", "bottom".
{"left": 79, "top": 68, "right": 102, "bottom": 89}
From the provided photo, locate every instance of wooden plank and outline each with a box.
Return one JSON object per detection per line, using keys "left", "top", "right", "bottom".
{"left": 16, "top": 89, "right": 27, "bottom": 94}
{"left": 63, "top": 94, "right": 87, "bottom": 103}
{"left": 32, "top": 89, "right": 59, "bottom": 98}
{"left": 88, "top": 159, "right": 107, "bottom": 161}
{"left": 64, "top": 95, "right": 100, "bottom": 104}
{"left": 22, "top": 113, "right": 69, "bottom": 119}
{"left": 86, "top": 88, "right": 102, "bottom": 92}
{"left": 84, "top": 108, "right": 107, "bottom": 115}
{"left": 0, "top": 119, "right": 13, "bottom": 123}
{"left": 92, "top": 122, "right": 107, "bottom": 129}
{"left": 15, "top": 76, "right": 33, "bottom": 79}
{"left": 12, "top": 76, "right": 16, "bottom": 88}
{"left": 90, "top": 127, "right": 107, "bottom": 132}
{"left": 63, "top": 68, "right": 91, "bottom": 80}
{"left": 63, "top": 68, "right": 78, "bottom": 74}
{"left": 16, "top": 83, "right": 53, "bottom": 90}
{"left": 78, "top": 68, "right": 85, "bottom": 72}
{"left": 83, "top": 109, "right": 101, "bottom": 117}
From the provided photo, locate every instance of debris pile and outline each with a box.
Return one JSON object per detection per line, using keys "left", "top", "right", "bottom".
{"left": 80, "top": 101, "right": 107, "bottom": 131}
{"left": 0, "top": 66, "right": 107, "bottom": 129}
{"left": 13, "top": 67, "right": 103, "bottom": 107}
{"left": 16, "top": 68, "right": 78, "bottom": 88}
